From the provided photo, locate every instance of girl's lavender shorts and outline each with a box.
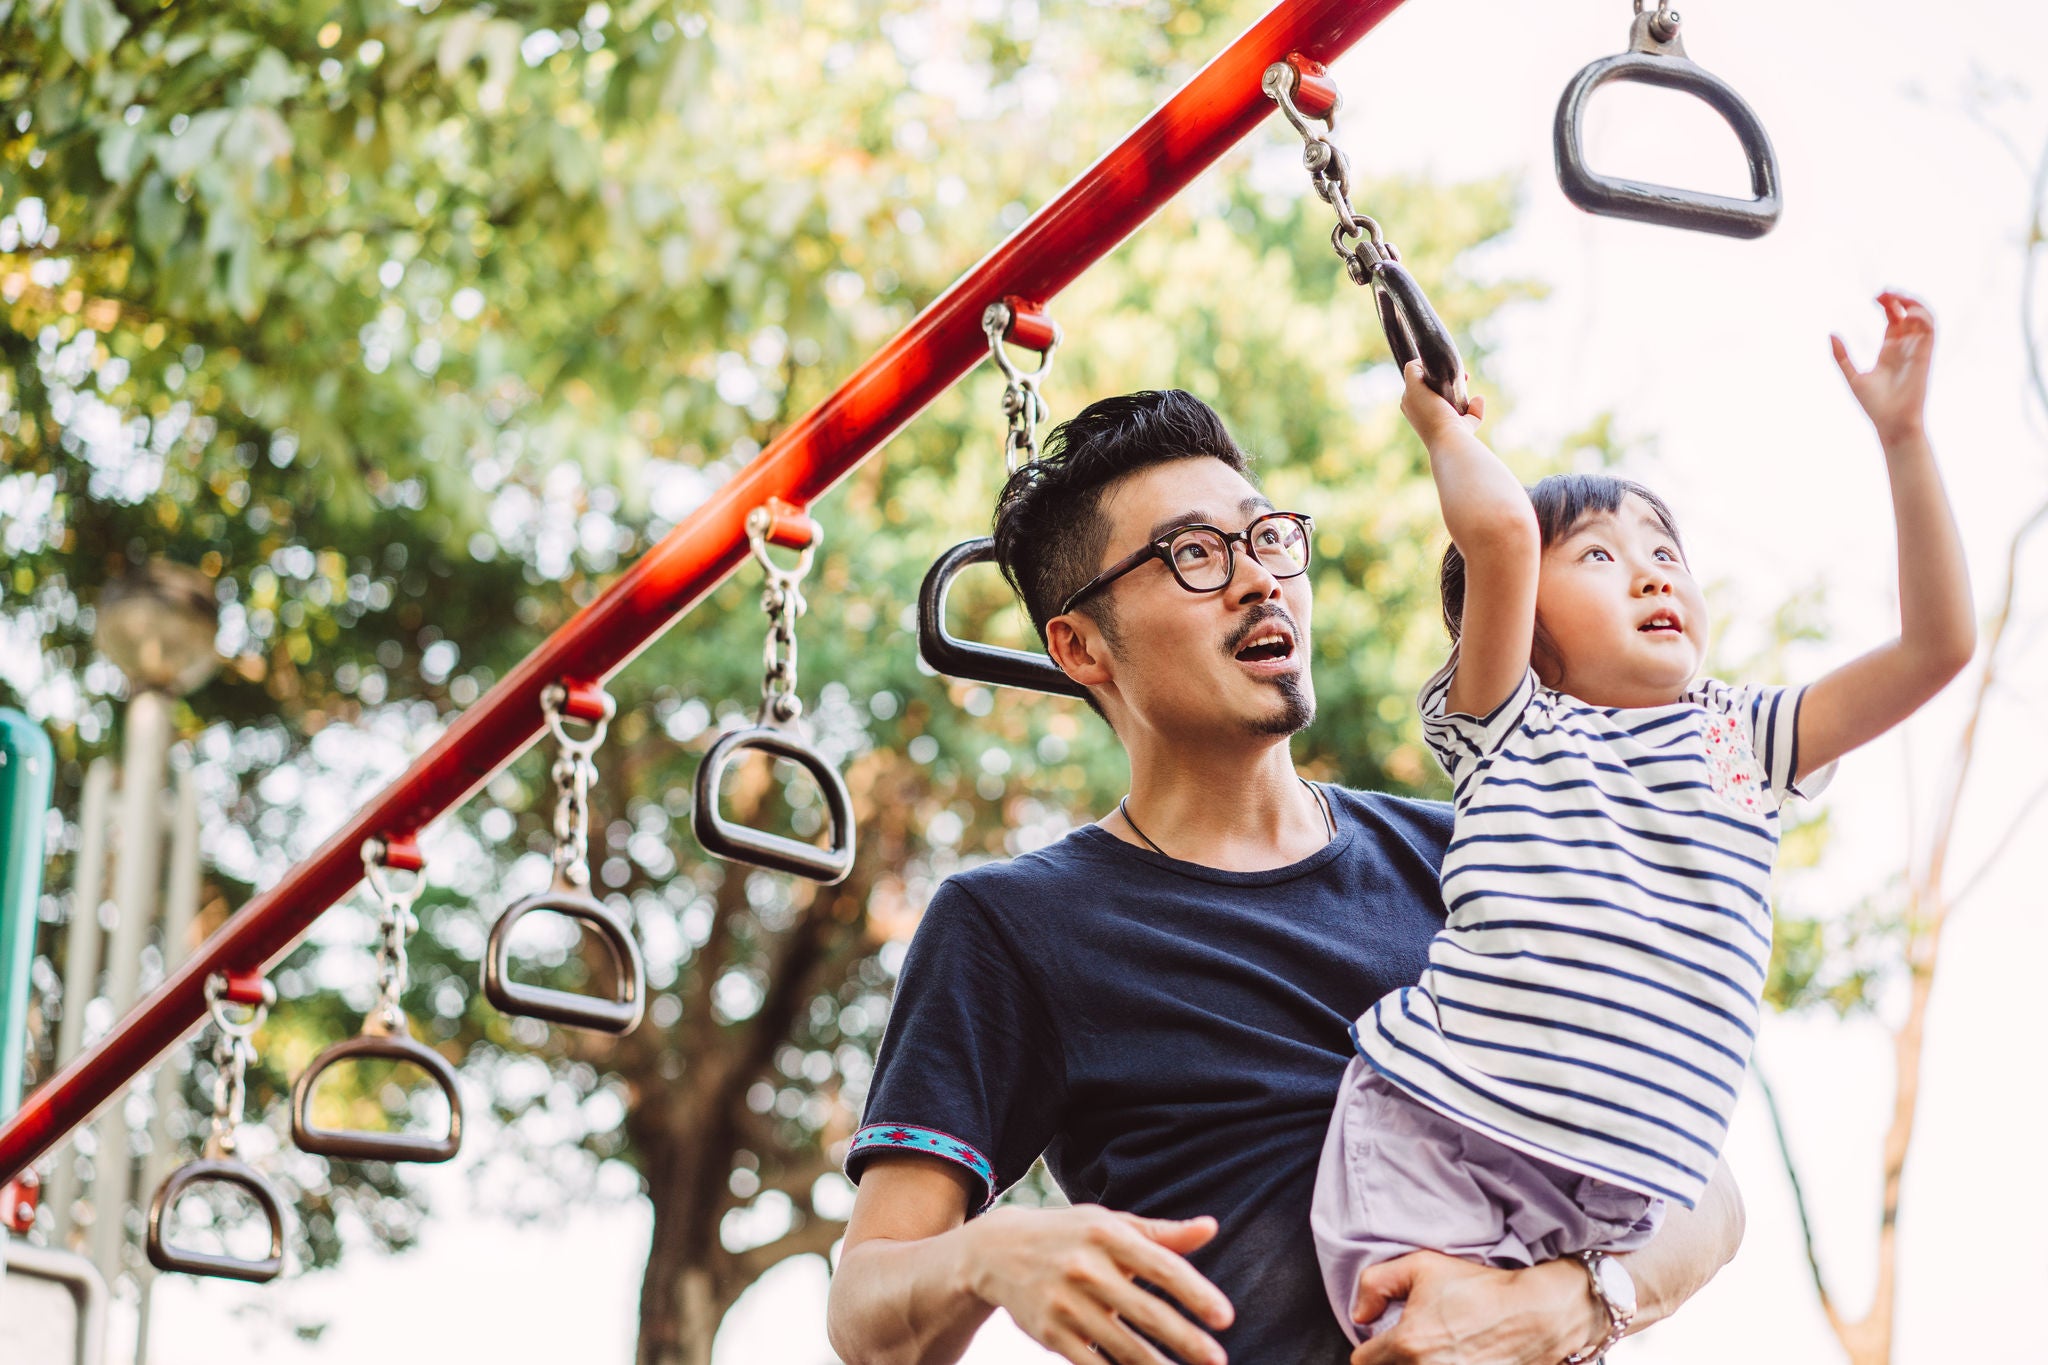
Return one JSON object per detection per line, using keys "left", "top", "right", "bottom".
{"left": 1311, "top": 1057, "right": 1668, "bottom": 1344}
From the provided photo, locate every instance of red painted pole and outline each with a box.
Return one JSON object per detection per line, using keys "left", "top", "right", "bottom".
{"left": 0, "top": 0, "right": 1413, "bottom": 1183}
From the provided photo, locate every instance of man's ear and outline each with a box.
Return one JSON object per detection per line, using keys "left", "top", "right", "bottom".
{"left": 1046, "top": 613, "right": 1113, "bottom": 690}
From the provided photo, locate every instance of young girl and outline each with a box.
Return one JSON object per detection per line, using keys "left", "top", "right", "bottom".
{"left": 1312, "top": 292, "right": 1975, "bottom": 1354}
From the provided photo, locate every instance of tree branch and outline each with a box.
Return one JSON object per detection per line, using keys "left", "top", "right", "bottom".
{"left": 1754, "top": 1059, "right": 1841, "bottom": 1333}
{"left": 731, "top": 1205, "right": 846, "bottom": 1285}
{"left": 1946, "top": 772, "right": 2048, "bottom": 910}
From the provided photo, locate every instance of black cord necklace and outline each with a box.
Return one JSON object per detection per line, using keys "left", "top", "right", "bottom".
{"left": 1117, "top": 778, "right": 1334, "bottom": 860}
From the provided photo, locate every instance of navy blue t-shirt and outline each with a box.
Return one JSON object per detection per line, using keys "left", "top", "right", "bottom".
{"left": 845, "top": 785, "right": 1455, "bottom": 1363}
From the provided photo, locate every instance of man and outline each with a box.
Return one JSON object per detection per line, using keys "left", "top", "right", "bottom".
{"left": 826, "top": 391, "right": 1743, "bottom": 1364}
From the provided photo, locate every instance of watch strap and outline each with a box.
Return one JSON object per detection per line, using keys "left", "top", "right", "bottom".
{"left": 1558, "top": 1251, "right": 1631, "bottom": 1365}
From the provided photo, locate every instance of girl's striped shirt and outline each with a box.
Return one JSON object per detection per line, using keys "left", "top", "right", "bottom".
{"left": 1353, "top": 652, "right": 1830, "bottom": 1209}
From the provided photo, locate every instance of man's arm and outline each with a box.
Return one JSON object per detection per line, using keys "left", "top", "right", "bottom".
{"left": 1612, "top": 1153, "right": 1745, "bottom": 1336}
{"left": 1346, "top": 1159, "right": 1744, "bottom": 1365}
{"left": 827, "top": 1155, "right": 1236, "bottom": 1365}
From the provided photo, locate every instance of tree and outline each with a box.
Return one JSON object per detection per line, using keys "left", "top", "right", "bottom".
{"left": 1757, "top": 103, "right": 2048, "bottom": 1365}
{"left": 1, "top": 2, "right": 1549, "bottom": 1359}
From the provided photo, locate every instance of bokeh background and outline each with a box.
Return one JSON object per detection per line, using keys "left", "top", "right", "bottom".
{"left": 1, "top": 0, "right": 2042, "bottom": 1361}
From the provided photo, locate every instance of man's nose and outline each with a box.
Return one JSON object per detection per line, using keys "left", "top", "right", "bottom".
{"left": 1231, "top": 545, "right": 1286, "bottom": 602}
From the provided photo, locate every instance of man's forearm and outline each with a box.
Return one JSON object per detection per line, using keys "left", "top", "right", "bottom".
{"left": 1614, "top": 1158, "right": 1744, "bottom": 1334}
{"left": 829, "top": 1224, "right": 994, "bottom": 1365}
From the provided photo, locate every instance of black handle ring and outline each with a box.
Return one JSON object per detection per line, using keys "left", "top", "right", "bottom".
{"left": 145, "top": 1157, "right": 288, "bottom": 1283}
{"left": 1370, "top": 260, "right": 1468, "bottom": 414}
{"left": 692, "top": 726, "right": 856, "bottom": 884}
{"left": 918, "top": 539, "right": 1089, "bottom": 700}
{"left": 290, "top": 1030, "right": 464, "bottom": 1164}
{"left": 1554, "top": 50, "right": 1782, "bottom": 239}
{"left": 483, "top": 889, "right": 646, "bottom": 1034}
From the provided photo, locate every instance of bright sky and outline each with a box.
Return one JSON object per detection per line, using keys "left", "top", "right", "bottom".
{"left": 132, "top": 1, "right": 2048, "bottom": 1361}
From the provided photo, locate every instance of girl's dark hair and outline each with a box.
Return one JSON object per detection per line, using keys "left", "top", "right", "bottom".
{"left": 1438, "top": 473, "right": 1684, "bottom": 677}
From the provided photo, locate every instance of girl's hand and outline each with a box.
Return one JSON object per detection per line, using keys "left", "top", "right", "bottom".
{"left": 1831, "top": 290, "right": 1934, "bottom": 447}
{"left": 1399, "top": 360, "right": 1485, "bottom": 449}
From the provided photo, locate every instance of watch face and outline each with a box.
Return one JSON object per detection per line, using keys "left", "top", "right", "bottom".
{"left": 1594, "top": 1255, "right": 1638, "bottom": 1318}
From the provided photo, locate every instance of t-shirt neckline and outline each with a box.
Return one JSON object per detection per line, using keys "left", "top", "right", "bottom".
{"left": 1068, "top": 784, "right": 1356, "bottom": 888}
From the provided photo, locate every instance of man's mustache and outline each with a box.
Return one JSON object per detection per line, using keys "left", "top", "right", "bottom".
{"left": 1223, "top": 604, "right": 1302, "bottom": 657}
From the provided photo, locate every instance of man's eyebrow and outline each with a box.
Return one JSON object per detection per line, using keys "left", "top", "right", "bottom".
{"left": 1146, "top": 509, "right": 1213, "bottom": 542}
{"left": 1144, "top": 496, "right": 1275, "bottom": 544}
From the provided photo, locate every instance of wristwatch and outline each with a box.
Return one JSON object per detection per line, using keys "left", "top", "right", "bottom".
{"left": 1559, "top": 1250, "right": 1636, "bottom": 1364}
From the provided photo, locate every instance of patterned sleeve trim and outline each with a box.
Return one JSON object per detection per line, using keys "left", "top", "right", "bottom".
{"left": 846, "top": 1123, "right": 996, "bottom": 1210}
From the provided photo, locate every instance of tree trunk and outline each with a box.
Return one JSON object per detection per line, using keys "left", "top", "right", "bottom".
{"left": 636, "top": 1132, "right": 744, "bottom": 1365}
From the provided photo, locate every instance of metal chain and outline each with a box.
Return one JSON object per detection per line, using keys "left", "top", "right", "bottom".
{"left": 361, "top": 841, "right": 423, "bottom": 1035}
{"left": 746, "top": 507, "right": 815, "bottom": 728}
{"left": 541, "top": 684, "right": 610, "bottom": 889}
{"left": 981, "top": 302, "right": 1059, "bottom": 472}
{"left": 201, "top": 973, "right": 270, "bottom": 1160}
{"left": 1261, "top": 63, "right": 1398, "bottom": 288}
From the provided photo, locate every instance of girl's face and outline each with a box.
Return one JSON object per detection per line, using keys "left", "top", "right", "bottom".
{"left": 1533, "top": 493, "right": 1708, "bottom": 708}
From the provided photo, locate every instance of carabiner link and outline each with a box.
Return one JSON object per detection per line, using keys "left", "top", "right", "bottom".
{"left": 201, "top": 972, "right": 270, "bottom": 1160}
{"left": 361, "top": 839, "right": 422, "bottom": 1033}
{"left": 541, "top": 683, "right": 611, "bottom": 889}
{"left": 746, "top": 506, "right": 814, "bottom": 728}
{"left": 982, "top": 302, "right": 1059, "bottom": 472}
{"left": 1264, "top": 58, "right": 1469, "bottom": 413}
{"left": 1633, "top": 0, "right": 1682, "bottom": 44}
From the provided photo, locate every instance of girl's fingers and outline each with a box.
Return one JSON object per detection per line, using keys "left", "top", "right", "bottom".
{"left": 1829, "top": 334, "right": 1861, "bottom": 385}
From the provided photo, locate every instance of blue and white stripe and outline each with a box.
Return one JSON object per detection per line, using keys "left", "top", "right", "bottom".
{"left": 1356, "top": 658, "right": 1827, "bottom": 1210}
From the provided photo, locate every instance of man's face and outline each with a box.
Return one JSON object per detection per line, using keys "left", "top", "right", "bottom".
{"left": 1062, "top": 457, "right": 1316, "bottom": 740}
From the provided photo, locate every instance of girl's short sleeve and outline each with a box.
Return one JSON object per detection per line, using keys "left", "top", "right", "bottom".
{"left": 1688, "top": 678, "right": 1835, "bottom": 803}
{"left": 1417, "top": 645, "right": 1539, "bottom": 785}
{"left": 844, "top": 881, "right": 1065, "bottom": 1215}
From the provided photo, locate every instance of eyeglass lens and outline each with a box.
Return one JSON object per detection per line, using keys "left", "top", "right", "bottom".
{"left": 1167, "top": 515, "right": 1310, "bottom": 591}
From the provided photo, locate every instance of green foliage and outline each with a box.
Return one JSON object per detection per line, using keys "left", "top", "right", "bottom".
{"left": 3, "top": 0, "right": 1553, "bottom": 1338}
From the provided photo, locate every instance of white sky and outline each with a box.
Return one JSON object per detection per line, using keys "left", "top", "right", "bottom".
{"left": 130, "top": 1, "right": 2048, "bottom": 1361}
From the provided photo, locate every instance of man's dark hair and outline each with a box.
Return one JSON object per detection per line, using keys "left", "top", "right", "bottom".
{"left": 1438, "top": 471, "right": 1684, "bottom": 682}
{"left": 992, "top": 389, "right": 1253, "bottom": 662}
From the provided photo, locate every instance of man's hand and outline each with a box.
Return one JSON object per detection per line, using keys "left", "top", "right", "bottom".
{"left": 1399, "top": 360, "right": 1487, "bottom": 451}
{"left": 961, "top": 1204, "right": 1235, "bottom": 1365}
{"left": 1831, "top": 290, "right": 1934, "bottom": 447}
{"left": 1347, "top": 1252, "right": 1605, "bottom": 1365}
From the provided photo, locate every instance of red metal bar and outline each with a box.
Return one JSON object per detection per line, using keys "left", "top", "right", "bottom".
{"left": 0, "top": 0, "right": 1413, "bottom": 1183}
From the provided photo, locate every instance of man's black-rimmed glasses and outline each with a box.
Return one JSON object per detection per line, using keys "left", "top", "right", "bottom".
{"left": 1060, "top": 511, "right": 1314, "bottom": 617}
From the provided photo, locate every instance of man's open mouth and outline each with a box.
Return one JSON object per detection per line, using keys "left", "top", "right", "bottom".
{"left": 1234, "top": 628, "right": 1296, "bottom": 663}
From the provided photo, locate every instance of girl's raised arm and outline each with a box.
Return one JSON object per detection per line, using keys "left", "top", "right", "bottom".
{"left": 1795, "top": 293, "right": 1976, "bottom": 780}
{"left": 1401, "top": 361, "right": 1540, "bottom": 719}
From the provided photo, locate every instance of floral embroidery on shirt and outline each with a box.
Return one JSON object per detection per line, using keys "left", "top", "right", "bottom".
{"left": 1700, "top": 713, "right": 1765, "bottom": 814}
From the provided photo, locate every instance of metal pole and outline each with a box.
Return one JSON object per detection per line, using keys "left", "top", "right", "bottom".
{"left": 43, "top": 758, "right": 113, "bottom": 1247}
{"left": 0, "top": 711, "right": 55, "bottom": 1115}
{"left": 87, "top": 691, "right": 172, "bottom": 1283}
{"left": 132, "top": 766, "right": 199, "bottom": 1365}
{"left": 0, "top": 0, "right": 1414, "bottom": 1182}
